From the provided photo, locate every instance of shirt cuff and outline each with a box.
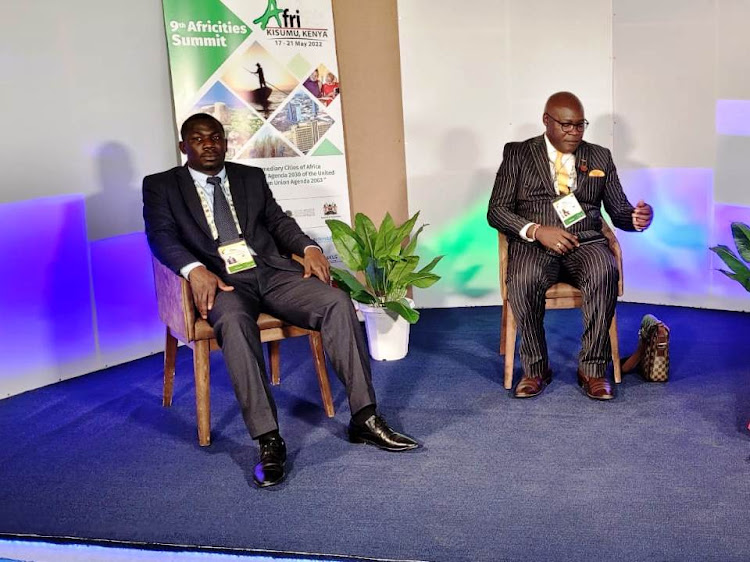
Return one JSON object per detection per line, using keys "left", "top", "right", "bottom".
{"left": 303, "top": 244, "right": 322, "bottom": 253}
{"left": 181, "top": 261, "right": 204, "bottom": 280}
{"left": 519, "top": 223, "right": 537, "bottom": 242}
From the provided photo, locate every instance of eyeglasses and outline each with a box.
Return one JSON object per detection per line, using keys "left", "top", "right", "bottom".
{"left": 545, "top": 113, "right": 589, "bottom": 133}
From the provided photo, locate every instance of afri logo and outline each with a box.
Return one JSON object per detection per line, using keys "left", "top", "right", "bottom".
{"left": 253, "top": 0, "right": 301, "bottom": 30}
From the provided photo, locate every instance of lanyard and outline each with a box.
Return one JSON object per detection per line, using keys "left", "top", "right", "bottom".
{"left": 195, "top": 178, "right": 242, "bottom": 240}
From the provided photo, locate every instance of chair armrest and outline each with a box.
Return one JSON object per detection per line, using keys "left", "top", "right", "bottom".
{"left": 601, "top": 221, "right": 624, "bottom": 297}
{"left": 151, "top": 256, "right": 196, "bottom": 342}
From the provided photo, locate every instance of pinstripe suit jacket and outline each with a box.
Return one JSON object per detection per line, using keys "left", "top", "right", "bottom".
{"left": 487, "top": 135, "right": 636, "bottom": 240}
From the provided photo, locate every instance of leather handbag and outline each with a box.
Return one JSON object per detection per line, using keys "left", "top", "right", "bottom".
{"left": 621, "top": 314, "right": 670, "bottom": 382}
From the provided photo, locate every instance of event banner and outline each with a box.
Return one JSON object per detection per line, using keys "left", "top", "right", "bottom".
{"left": 162, "top": 0, "right": 349, "bottom": 261}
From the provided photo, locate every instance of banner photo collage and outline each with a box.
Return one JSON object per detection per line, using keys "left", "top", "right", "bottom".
{"left": 162, "top": 0, "right": 349, "bottom": 262}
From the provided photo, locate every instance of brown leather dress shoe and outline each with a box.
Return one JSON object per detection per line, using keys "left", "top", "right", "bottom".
{"left": 577, "top": 371, "right": 614, "bottom": 400}
{"left": 514, "top": 369, "right": 552, "bottom": 398}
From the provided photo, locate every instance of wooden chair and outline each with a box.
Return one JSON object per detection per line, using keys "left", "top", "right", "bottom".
{"left": 151, "top": 256, "right": 335, "bottom": 446}
{"left": 498, "top": 222, "right": 624, "bottom": 390}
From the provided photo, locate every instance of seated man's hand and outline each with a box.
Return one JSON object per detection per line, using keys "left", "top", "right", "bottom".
{"left": 535, "top": 226, "right": 580, "bottom": 255}
{"left": 303, "top": 246, "right": 330, "bottom": 284}
{"left": 188, "top": 266, "right": 234, "bottom": 319}
{"left": 632, "top": 200, "right": 653, "bottom": 231}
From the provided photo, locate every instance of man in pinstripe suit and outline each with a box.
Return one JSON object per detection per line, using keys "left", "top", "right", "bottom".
{"left": 487, "top": 92, "right": 653, "bottom": 400}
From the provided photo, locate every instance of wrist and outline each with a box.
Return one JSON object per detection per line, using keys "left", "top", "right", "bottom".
{"left": 529, "top": 224, "right": 541, "bottom": 241}
{"left": 184, "top": 263, "right": 206, "bottom": 281}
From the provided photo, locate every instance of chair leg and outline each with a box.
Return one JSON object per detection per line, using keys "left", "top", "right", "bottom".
{"left": 610, "top": 313, "right": 622, "bottom": 384}
{"left": 269, "top": 340, "right": 281, "bottom": 386}
{"left": 163, "top": 327, "right": 177, "bottom": 407}
{"left": 193, "top": 339, "right": 211, "bottom": 446}
{"left": 503, "top": 305, "right": 517, "bottom": 390}
{"left": 499, "top": 299, "right": 507, "bottom": 355}
{"left": 309, "top": 332, "right": 335, "bottom": 417}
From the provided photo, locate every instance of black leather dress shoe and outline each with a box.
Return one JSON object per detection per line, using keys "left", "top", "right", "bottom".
{"left": 253, "top": 436, "right": 286, "bottom": 488}
{"left": 348, "top": 415, "right": 419, "bottom": 452}
{"left": 514, "top": 369, "right": 552, "bottom": 398}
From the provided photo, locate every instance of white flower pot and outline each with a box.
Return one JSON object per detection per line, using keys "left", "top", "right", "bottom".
{"left": 358, "top": 300, "right": 413, "bottom": 361}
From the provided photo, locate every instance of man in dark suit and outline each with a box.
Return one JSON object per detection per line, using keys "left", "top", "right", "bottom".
{"left": 487, "top": 92, "right": 653, "bottom": 400}
{"left": 143, "top": 113, "right": 417, "bottom": 488}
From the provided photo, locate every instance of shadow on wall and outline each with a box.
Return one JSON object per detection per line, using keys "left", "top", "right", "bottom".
{"left": 85, "top": 142, "right": 143, "bottom": 241}
{"left": 86, "top": 141, "right": 163, "bottom": 368}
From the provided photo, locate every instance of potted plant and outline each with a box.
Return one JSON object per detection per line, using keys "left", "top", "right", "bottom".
{"left": 710, "top": 221, "right": 750, "bottom": 292}
{"left": 326, "top": 212, "right": 443, "bottom": 360}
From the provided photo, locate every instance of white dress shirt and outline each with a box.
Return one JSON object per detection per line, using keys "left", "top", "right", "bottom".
{"left": 179, "top": 166, "right": 321, "bottom": 280}
{"left": 519, "top": 134, "right": 577, "bottom": 241}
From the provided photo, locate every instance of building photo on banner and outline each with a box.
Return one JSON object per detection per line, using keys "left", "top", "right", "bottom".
{"left": 163, "top": 0, "right": 349, "bottom": 264}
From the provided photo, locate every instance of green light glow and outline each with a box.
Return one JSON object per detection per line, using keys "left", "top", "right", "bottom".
{"left": 418, "top": 199, "right": 500, "bottom": 299}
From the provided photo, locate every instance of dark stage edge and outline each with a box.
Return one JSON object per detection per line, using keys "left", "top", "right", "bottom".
{"left": 1, "top": 303, "right": 749, "bottom": 562}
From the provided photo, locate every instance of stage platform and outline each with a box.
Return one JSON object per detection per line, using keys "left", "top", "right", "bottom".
{"left": 1, "top": 304, "right": 748, "bottom": 562}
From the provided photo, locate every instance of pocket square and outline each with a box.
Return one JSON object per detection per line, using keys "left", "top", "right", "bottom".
{"left": 588, "top": 169, "right": 605, "bottom": 177}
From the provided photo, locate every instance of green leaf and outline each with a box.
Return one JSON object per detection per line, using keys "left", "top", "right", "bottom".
{"left": 416, "top": 255, "right": 443, "bottom": 275}
{"left": 330, "top": 268, "right": 377, "bottom": 304}
{"left": 717, "top": 269, "right": 750, "bottom": 291}
{"left": 407, "top": 272, "right": 441, "bottom": 289}
{"left": 731, "top": 222, "right": 750, "bottom": 263}
{"left": 710, "top": 245, "right": 749, "bottom": 276}
{"left": 388, "top": 256, "right": 420, "bottom": 285}
{"left": 384, "top": 298, "right": 420, "bottom": 324}
{"left": 354, "top": 213, "right": 377, "bottom": 259}
{"left": 364, "top": 257, "right": 386, "bottom": 298}
{"left": 374, "top": 213, "right": 397, "bottom": 259}
{"left": 383, "top": 256, "right": 418, "bottom": 301}
{"left": 326, "top": 219, "right": 365, "bottom": 270}
{"left": 388, "top": 212, "right": 420, "bottom": 256}
{"left": 403, "top": 224, "right": 425, "bottom": 257}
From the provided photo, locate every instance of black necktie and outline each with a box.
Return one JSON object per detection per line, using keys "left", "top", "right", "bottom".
{"left": 207, "top": 176, "right": 238, "bottom": 243}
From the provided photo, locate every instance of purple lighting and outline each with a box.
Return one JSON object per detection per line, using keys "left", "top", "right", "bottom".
{"left": 90, "top": 233, "right": 162, "bottom": 364}
{"left": 715, "top": 100, "right": 750, "bottom": 136}
{"left": 0, "top": 195, "right": 96, "bottom": 395}
{"left": 617, "top": 167, "right": 713, "bottom": 299}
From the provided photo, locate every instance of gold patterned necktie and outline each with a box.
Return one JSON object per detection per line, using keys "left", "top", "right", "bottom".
{"left": 554, "top": 151, "right": 570, "bottom": 195}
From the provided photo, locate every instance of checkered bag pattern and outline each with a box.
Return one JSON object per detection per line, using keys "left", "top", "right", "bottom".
{"left": 638, "top": 314, "right": 670, "bottom": 382}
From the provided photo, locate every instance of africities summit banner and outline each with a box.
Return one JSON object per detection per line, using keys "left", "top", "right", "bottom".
{"left": 162, "top": 0, "right": 349, "bottom": 261}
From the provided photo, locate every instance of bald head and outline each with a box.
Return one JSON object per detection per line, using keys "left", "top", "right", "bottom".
{"left": 544, "top": 92, "right": 583, "bottom": 115}
{"left": 543, "top": 92, "right": 586, "bottom": 153}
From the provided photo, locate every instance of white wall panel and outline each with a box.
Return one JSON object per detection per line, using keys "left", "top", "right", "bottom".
{"left": 1, "top": 0, "right": 178, "bottom": 241}
{"left": 716, "top": 0, "right": 750, "bottom": 99}
{"left": 612, "top": 0, "right": 716, "bottom": 168}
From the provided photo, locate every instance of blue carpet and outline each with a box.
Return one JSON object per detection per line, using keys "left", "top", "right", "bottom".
{"left": 0, "top": 303, "right": 748, "bottom": 562}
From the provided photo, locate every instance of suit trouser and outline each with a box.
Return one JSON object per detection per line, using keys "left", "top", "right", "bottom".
{"left": 506, "top": 239, "right": 619, "bottom": 379}
{"left": 207, "top": 263, "right": 376, "bottom": 438}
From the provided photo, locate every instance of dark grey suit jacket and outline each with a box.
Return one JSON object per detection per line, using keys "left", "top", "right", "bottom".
{"left": 143, "top": 161, "right": 314, "bottom": 276}
{"left": 487, "top": 135, "right": 637, "bottom": 239}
